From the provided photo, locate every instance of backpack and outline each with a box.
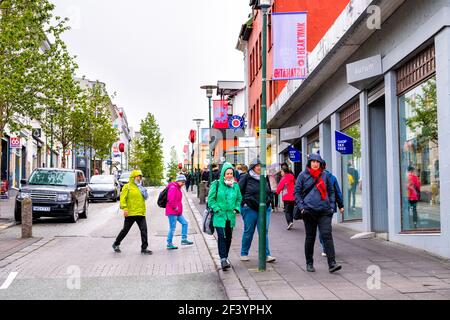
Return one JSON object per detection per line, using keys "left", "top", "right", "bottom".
{"left": 157, "top": 185, "right": 170, "bottom": 208}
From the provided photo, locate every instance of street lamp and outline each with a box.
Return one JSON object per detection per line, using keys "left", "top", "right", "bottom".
{"left": 200, "top": 85, "right": 218, "bottom": 186}
{"left": 257, "top": 0, "right": 271, "bottom": 272}
{"left": 193, "top": 118, "right": 204, "bottom": 196}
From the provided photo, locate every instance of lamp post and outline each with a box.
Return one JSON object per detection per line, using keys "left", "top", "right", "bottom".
{"left": 193, "top": 118, "right": 204, "bottom": 196}
{"left": 200, "top": 85, "right": 218, "bottom": 186}
{"left": 257, "top": 0, "right": 271, "bottom": 272}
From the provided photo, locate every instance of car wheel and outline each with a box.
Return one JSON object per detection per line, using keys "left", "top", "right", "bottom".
{"left": 69, "top": 203, "right": 79, "bottom": 223}
{"left": 80, "top": 200, "right": 88, "bottom": 219}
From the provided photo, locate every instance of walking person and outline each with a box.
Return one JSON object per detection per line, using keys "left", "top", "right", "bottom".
{"left": 407, "top": 166, "right": 421, "bottom": 228}
{"left": 207, "top": 162, "right": 242, "bottom": 270}
{"left": 276, "top": 167, "right": 296, "bottom": 230}
{"left": 112, "top": 170, "right": 152, "bottom": 255}
{"left": 239, "top": 158, "right": 276, "bottom": 263}
{"left": 166, "top": 174, "right": 194, "bottom": 249}
{"left": 295, "top": 154, "right": 341, "bottom": 273}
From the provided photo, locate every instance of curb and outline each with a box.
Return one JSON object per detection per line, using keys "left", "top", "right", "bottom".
{"left": 0, "top": 220, "right": 17, "bottom": 232}
{"left": 186, "top": 195, "right": 250, "bottom": 300}
{"left": 0, "top": 237, "right": 53, "bottom": 268}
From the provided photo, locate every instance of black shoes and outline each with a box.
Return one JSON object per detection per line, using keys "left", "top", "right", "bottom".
{"left": 221, "top": 258, "right": 231, "bottom": 271}
{"left": 329, "top": 261, "right": 342, "bottom": 273}
{"left": 141, "top": 249, "right": 153, "bottom": 255}
{"left": 306, "top": 263, "right": 316, "bottom": 272}
{"left": 112, "top": 244, "right": 121, "bottom": 253}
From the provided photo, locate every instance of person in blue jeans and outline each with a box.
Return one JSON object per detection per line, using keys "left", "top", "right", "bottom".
{"left": 238, "top": 158, "right": 276, "bottom": 263}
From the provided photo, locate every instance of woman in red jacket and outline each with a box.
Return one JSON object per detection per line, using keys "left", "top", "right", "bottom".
{"left": 408, "top": 166, "right": 421, "bottom": 228}
{"left": 276, "top": 167, "right": 296, "bottom": 230}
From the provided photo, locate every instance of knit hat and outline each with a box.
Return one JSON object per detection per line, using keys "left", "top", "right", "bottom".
{"left": 176, "top": 174, "right": 187, "bottom": 182}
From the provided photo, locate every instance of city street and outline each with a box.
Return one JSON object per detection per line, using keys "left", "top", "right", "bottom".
{"left": 0, "top": 188, "right": 226, "bottom": 300}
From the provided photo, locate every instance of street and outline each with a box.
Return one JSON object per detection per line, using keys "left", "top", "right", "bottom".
{"left": 0, "top": 188, "right": 226, "bottom": 300}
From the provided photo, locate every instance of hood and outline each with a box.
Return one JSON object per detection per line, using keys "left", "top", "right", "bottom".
{"left": 249, "top": 158, "right": 261, "bottom": 172}
{"left": 129, "top": 170, "right": 143, "bottom": 185}
{"left": 307, "top": 153, "right": 324, "bottom": 168}
{"left": 219, "top": 162, "right": 235, "bottom": 184}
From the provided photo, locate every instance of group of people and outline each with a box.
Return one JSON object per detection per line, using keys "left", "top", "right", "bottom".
{"left": 207, "top": 154, "right": 343, "bottom": 273}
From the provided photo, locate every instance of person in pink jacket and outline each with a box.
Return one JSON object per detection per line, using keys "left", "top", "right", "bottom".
{"left": 166, "top": 174, "right": 194, "bottom": 249}
{"left": 276, "top": 167, "right": 296, "bottom": 230}
{"left": 407, "top": 166, "right": 421, "bottom": 228}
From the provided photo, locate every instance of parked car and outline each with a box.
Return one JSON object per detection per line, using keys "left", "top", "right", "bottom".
{"left": 14, "top": 168, "right": 88, "bottom": 223}
{"left": 118, "top": 171, "right": 132, "bottom": 190}
{"left": 88, "top": 175, "right": 120, "bottom": 202}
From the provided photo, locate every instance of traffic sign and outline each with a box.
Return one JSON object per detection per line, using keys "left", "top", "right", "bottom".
{"left": 10, "top": 137, "right": 21, "bottom": 149}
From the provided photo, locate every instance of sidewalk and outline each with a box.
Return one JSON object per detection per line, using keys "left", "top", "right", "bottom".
{"left": 186, "top": 191, "right": 450, "bottom": 300}
{"left": 0, "top": 193, "right": 16, "bottom": 230}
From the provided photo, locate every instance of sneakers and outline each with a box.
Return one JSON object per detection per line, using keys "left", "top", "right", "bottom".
{"left": 287, "top": 222, "right": 294, "bottom": 230}
{"left": 221, "top": 258, "right": 231, "bottom": 271}
{"left": 240, "top": 256, "right": 250, "bottom": 261}
{"left": 266, "top": 256, "right": 276, "bottom": 263}
{"left": 321, "top": 252, "right": 327, "bottom": 257}
{"left": 306, "top": 263, "right": 316, "bottom": 272}
{"left": 167, "top": 244, "right": 178, "bottom": 250}
{"left": 141, "top": 249, "right": 153, "bottom": 255}
{"left": 181, "top": 239, "right": 194, "bottom": 245}
{"left": 112, "top": 244, "right": 121, "bottom": 253}
{"left": 329, "top": 261, "right": 342, "bottom": 273}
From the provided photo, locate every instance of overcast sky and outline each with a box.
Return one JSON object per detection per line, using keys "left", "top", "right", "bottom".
{"left": 50, "top": 0, "right": 250, "bottom": 164}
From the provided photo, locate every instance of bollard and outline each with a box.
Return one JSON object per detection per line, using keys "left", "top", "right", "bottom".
{"left": 199, "top": 181, "right": 206, "bottom": 204}
{"left": 21, "top": 197, "right": 33, "bottom": 238}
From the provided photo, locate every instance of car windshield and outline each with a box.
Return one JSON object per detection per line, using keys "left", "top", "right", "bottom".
{"left": 28, "top": 170, "right": 75, "bottom": 186}
{"left": 90, "top": 175, "right": 115, "bottom": 184}
{"left": 120, "top": 172, "right": 131, "bottom": 180}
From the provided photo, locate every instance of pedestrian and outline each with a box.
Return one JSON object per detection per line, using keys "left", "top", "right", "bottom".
{"left": 207, "top": 162, "right": 242, "bottom": 270}
{"left": 212, "top": 164, "right": 220, "bottom": 182}
{"left": 239, "top": 158, "right": 276, "bottom": 263}
{"left": 184, "top": 171, "right": 192, "bottom": 192}
{"left": 347, "top": 160, "right": 359, "bottom": 210}
{"left": 295, "top": 154, "right": 341, "bottom": 273}
{"left": 112, "top": 170, "right": 152, "bottom": 255}
{"left": 276, "top": 167, "right": 296, "bottom": 230}
{"left": 165, "top": 174, "right": 194, "bottom": 250}
{"left": 407, "top": 166, "right": 421, "bottom": 228}
{"left": 318, "top": 161, "right": 344, "bottom": 257}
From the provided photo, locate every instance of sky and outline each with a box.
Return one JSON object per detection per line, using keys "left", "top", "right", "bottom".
{"left": 50, "top": 0, "right": 250, "bottom": 165}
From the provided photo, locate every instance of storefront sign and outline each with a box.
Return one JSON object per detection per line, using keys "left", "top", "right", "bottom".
{"left": 288, "top": 145, "right": 301, "bottom": 162}
{"left": 335, "top": 131, "right": 353, "bottom": 155}
{"left": 229, "top": 115, "right": 245, "bottom": 131}
{"left": 238, "top": 137, "right": 256, "bottom": 148}
{"left": 346, "top": 55, "right": 382, "bottom": 90}
{"left": 280, "top": 126, "right": 301, "bottom": 142}
{"left": 272, "top": 12, "right": 308, "bottom": 80}
{"left": 10, "top": 137, "right": 21, "bottom": 149}
{"left": 213, "top": 100, "right": 229, "bottom": 129}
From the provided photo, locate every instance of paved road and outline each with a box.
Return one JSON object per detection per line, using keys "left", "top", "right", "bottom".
{"left": 0, "top": 188, "right": 226, "bottom": 300}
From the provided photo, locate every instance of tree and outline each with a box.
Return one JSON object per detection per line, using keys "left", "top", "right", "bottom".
{"left": 138, "top": 113, "right": 164, "bottom": 186}
{"left": 0, "top": 0, "right": 72, "bottom": 173}
{"left": 129, "top": 137, "right": 144, "bottom": 171}
{"left": 166, "top": 146, "right": 179, "bottom": 183}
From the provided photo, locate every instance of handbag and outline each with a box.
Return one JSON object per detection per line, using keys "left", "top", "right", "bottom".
{"left": 293, "top": 176, "right": 320, "bottom": 220}
{"left": 202, "top": 181, "right": 219, "bottom": 235}
{"left": 293, "top": 206, "right": 302, "bottom": 220}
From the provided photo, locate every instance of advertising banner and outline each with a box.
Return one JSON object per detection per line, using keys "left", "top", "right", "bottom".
{"left": 335, "top": 131, "right": 354, "bottom": 155}
{"left": 288, "top": 145, "right": 301, "bottom": 162}
{"left": 213, "top": 100, "right": 229, "bottom": 129}
{"left": 273, "top": 12, "right": 308, "bottom": 80}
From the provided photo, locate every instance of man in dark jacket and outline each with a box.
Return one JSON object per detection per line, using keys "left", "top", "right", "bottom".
{"left": 295, "top": 153, "right": 341, "bottom": 273}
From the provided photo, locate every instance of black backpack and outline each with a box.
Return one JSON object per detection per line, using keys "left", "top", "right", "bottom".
{"left": 157, "top": 185, "right": 170, "bottom": 208}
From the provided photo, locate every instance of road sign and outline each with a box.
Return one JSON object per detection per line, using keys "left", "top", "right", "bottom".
{"left": 10, "top": 137, "right": 21, "bottom": 149}
{"left": 229, "top": 115, "right": 245, "bottom": 131}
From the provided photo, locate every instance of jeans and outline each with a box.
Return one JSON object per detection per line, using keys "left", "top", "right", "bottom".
{"left": 240, "top": 205, "right": 271, "bottom": 257}
{"left": 167, "top": 215, "right": 188, "bottom": 245}
{"left": 114, "top": 216, "right": 148, "bottom": 250}
{"left": 283, "top": 200, "right": 295, "bottom": 225}
{"left": 303, "top": 212, "right": 336, "bottom": 266}
{"left": 409, "top": 200, "right": 418, "bottom": 226}
{"left": 216, "top": 220, "right": 233, "bottom": 259}
{"left": 318, "top": 229, "right": 325, "bottom": 252}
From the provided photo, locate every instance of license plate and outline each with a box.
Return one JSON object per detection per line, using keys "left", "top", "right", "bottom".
{"left": 94, "top": 194, "right": 105, "bottom": 198}
{"left": 33, "top": 206, "right": 51, "bottom": 212}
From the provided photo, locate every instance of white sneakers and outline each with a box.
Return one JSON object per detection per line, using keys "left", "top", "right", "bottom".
{"left": 240, "top": 256, "right": 250, "bottom": 261}
{"left": 240, "top": 255, "right": 277, "bottom": 263}
{"left": 287, "top": 222, "right": 294, "bottom": 230}
{"left": 321, "top": 252, "right": 327, "bottom": 257}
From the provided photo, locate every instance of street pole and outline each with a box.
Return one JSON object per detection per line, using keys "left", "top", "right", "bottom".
{"left": 191, "top": 142, "right": 194, "bottom": 191}
{"left": 50, "top": 113, "right": 53, "bottom": 168}
{"left": 258, "top": 2, "right": 269, "bottom": 272}
{"left": 208, "top": 96, "right": 213, "bottom": 186}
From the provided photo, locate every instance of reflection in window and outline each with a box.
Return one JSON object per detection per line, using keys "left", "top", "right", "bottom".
{"left": 399, "top": 76, "right": 440, "bottom": 231}
{"left": 341, "top": 122, "right": 362, "bottom": 221}
{"left": 307, "top": 140, "right": 320, "bottom": 156}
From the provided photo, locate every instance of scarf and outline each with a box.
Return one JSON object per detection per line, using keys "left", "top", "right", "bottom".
{"left": 224, "top": 179, "right": 235, "bottom": 187}
{"left": 249, "top": 170, "right": 260, "bottom": 180}
{"left": 308, "top": 167, "right": 327, "bottom": 200}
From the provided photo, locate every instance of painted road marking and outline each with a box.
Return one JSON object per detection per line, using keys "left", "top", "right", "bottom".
{"left": 0, "top": 272, "right": 18, "bottom": 290}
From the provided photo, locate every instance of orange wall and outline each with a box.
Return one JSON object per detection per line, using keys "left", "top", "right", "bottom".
{"left": 247, "top": 0, "right": 350, "bottom": 133}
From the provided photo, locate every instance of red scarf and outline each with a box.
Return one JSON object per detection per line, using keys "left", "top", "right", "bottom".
{"left": 308, "top": 167, "right": 327, "bottom": 200}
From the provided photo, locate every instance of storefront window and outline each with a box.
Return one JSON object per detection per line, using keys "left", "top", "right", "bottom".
{"left": 341, "top": 122, "right": 362, "bottom": 221}
{"left": 399, "top": 76, "right": 440, "bottom": 231}
{"left": 307, "top": 140, "right": 320, "bottom": 155}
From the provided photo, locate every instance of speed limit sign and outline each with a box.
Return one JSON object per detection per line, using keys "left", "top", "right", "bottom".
{"left": 10, "top": 137, "right": 21, "bottom": 149}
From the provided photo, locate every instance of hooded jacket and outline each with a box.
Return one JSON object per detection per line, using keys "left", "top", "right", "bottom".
{"left": 166, "top": 181, "right": 183, "bottom": 216}
{"left": 208, "top": 162, "right": 242, "bottom": 228}
{"left": 276, "top": 172, "right": 296, "bottom": 201}
{"left": 120, "top": 170, "right": 147, "bottom": 216}
{"left": 294, "top": 154, "right": 335, "bottom": 214}
{"left": 239, "top": 159, "right": 273, "bottom": 212}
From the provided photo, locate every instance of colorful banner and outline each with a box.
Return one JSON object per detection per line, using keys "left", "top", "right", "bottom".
{"left": 213, "top": 100, "right": 229, "bottom": 129}
{"left": 335, "top": 131, "right": 354, "bottom": 155}
{"left": 272, "top": 12, "right": 308, "bottom": 80}
{"left": 288, "top": 145, "right": 301, "bottom": 162}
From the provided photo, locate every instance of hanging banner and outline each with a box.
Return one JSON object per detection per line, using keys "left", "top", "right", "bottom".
{"left": 213, "top": 100, "right": 229, "bottom": 129}
{"left": 335, "top": 131, "right": 354, "bottom": 155}
{"left": 288, "top": 145, "right": 301, "bottom": 162}
{"left": 272, "top": 12, "right": 308, "bottom": 80}
{"left": 229, "top": 115, "right": 245, "bottom": 131}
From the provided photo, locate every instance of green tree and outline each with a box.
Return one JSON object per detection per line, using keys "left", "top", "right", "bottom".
{"left": 166, "top": 146, "right": 179, "bottom": 183}
{"left": 139, "top": 113, "right": 164, "bottom": 186}
{"left": 129, "top": 137, "right": 144, "bottom": 170}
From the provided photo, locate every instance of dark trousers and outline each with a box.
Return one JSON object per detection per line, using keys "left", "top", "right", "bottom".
{"left": 284, "top": 200, "right": 295, "bottom": 225}
{"left": 216, "top": 220, "right": 233, "bottom": 259}
{"left": 114, "top": 216, "right": 148, "bottom": 250}
{"left": 409, "top": 200, "right": 418, "bottom": 225}
{"left": 303, "top": 212, "right": 336, "bottom": 266}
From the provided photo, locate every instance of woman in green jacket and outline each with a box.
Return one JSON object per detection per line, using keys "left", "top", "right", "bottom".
{"left": 207, "top": 162, "right": 242, "bottom": 270}
{"left": 113, "top": 170, "right": 152, "bottom": 255}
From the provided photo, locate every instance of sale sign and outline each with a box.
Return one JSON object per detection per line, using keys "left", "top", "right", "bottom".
{"left": 213, "top": 100, "right": 229, "bottom": 129}
{"left": 10, "top": 137, "right": 21, "bottom": 149}
{"left": 272, "top": 12, "right": 308, "bottom": 80}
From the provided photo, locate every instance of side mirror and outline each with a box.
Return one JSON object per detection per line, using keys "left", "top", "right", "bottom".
{"left": 20, "top": 179, "right": 27, "bottom": 185}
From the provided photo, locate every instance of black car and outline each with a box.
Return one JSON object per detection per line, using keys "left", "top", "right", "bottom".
{"left": 118, "top": 171, "right": 131, "bottom": 190}
{"left": 88, "top": 175, "right": 120, "bottom": 202}
{"left": 14, "top": 168, "right": 89, "bottom": 223}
